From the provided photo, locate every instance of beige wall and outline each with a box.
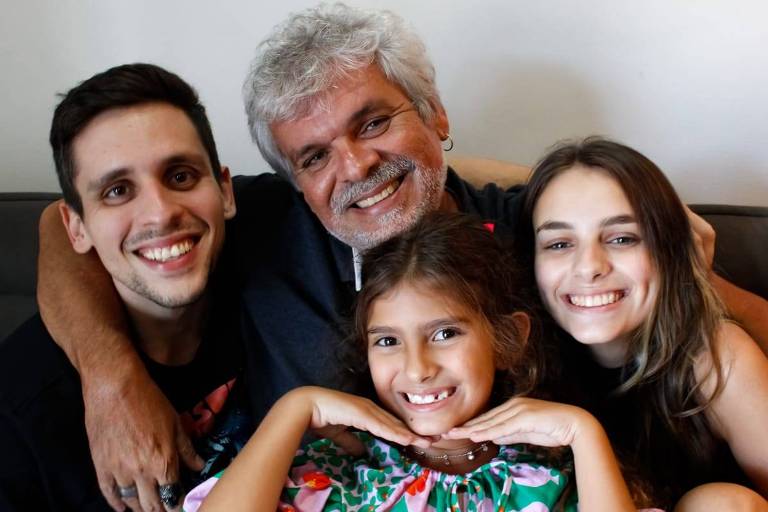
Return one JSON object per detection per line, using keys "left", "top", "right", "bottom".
{"left": 1, "top": 0, "right": 766, "bottom": 205}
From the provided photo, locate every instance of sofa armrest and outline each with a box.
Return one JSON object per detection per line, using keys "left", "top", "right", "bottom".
{"left": 690, "top": 204, "right": 768, "bottom": 300}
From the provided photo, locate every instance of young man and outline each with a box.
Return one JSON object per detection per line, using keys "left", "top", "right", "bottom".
{"left": 0, "top": 63, "right": 247, "bottom": 511}
{"left": 35, "top": 3, "right": 768, "bottom": 510}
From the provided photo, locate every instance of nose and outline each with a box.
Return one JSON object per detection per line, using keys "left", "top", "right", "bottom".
{"left": 574, "top": 242, "right": 610, "bottom": 281}
{"left": 136, "top": 182, "right": 183, "bottom": 228}
{"left": 336, "top": 137, "right": 380, "bottom": 182}
{"left": 404, "top": 344, "right": 438, "bottom": 383}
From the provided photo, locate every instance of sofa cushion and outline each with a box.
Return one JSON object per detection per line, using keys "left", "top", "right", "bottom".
{"left": 0, "top": 193, "right": 60, "bottom": 341}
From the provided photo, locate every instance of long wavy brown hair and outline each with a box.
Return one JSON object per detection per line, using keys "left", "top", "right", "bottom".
{"left": 518, "top": 136, "right": 726, "bottom": 461}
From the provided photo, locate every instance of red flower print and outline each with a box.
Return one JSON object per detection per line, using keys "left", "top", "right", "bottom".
{"left": 302, "top": 471, "right": 331, "bottom": 490}
{"left": 405, "top": 469, "right": 430, "bottom": 496}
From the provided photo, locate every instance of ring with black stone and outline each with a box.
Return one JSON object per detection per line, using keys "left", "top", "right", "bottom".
{"left": 158, "top": 482, "right": 182, "bottom": 508}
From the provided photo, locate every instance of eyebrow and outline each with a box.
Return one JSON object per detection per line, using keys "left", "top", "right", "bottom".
{"left": 290, "top": 99, "right": 404, "bottom": 164}
{"left": 535, "top": 214, "right": 637, "bottom": 234}
{"left": 366, "top": 316, "right": 468, "bottom": 335}
{"left": 86, "top": 167, "right": 131, "bottom": 194}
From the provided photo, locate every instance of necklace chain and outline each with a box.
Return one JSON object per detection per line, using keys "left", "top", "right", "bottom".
{"left": 410, "top": 442, "right": 489, "bottom": 466}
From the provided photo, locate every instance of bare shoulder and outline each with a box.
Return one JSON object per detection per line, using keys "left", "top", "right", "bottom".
{"left": 695, "top": 321, "right": 768, "bottom": 439}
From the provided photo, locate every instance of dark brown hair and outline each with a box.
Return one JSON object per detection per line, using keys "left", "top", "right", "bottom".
{"left": 518, "top": 137, "right": 725, "bottom": 460}
{"left": 347, "top": 211, "right": 544, "bottom": 404}
{"left": 50, "top": 63, "right": 223, "bottom": 216}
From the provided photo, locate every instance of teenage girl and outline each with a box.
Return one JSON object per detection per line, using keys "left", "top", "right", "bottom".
{"left": 185, "top": 212, "right": 637, "bottom": 512}
{"left": 517, "top": 137, "right": 768, "bottom": 509}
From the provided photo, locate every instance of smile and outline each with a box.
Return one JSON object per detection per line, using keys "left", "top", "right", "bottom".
{"left": 354, "top": 179, "right": 402, "bottom": 209}
{"left": 137, "top": 239, "right": 195, "bottom": 263}
{"left": 403, "top": 388, "right": 455, "bottom": 405}
{"left": 568, "top": 291, "right": 624, "bottom": 308}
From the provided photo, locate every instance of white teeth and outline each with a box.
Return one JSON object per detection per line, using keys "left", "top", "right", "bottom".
{"left": 139, "top": 240, "right": 194, "bottom": 263}
{"left": 405, "top": 390, "right": 450, "bottom": 405}
{"left": 569, "top": 292, "right": 622, "bottom": 308}
{"left": 356, "top": 182, "right": 399, "bottom": 209}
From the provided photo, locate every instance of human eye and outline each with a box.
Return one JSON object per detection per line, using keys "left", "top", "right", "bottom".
{"left": 299, "top": 149, "right": 329, "bottom": 174}
{"left": 372, "top": 336, "right": 399, "bottom": 348}
{"left": 102, "top": 182, "right": 132, "bottom": 204}
{"left": 607, "top": 234, "right": 640, "bottom": 246}
{"left": 432, "top": 327, "right": 461, "bottom": 342}
{"left": 167, "top": 167, "right": 200, "bottom": 189}
{"left": 543, "top": 240, "right": 572, "bottom": 251}
{"left": 359, "top": 116, "right": 392, "bottom": 138}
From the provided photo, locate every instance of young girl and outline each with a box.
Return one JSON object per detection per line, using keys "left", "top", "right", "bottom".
{"left": 517, "top": 137, "right": 768, "bottom": 509}
{"left": 184, "top": 212, "right": 637, "bottom": 511}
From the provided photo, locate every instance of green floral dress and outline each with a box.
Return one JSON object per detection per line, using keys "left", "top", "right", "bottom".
{"left": 184, "top": 432, "right": 575, "bottom": 511}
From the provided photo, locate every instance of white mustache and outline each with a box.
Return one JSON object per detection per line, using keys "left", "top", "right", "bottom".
{"left": 330, "top": 156, "right": 416, "bottom": 214}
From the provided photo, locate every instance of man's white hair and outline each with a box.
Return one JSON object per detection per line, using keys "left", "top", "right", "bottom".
{"left": 243, "top": 2, "right": 441, "bottom": 182}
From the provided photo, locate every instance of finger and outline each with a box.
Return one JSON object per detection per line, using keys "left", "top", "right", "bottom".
{"left": 450, "top": 407, "right": 519, "bottom": 436}
{"left": 114, "top": 474, "right": 142, "bottom": 512}
{"left": 97, "top": 472, "right": 126, "bottom": 512}
{"left": 136, "top": 475, "right": 164, "bottom": 512}
{"left": 352, "top": 407, "right": 430, "bottom": 448}
{"left": 176, "top": 429, "right": 204, "bottom": 472}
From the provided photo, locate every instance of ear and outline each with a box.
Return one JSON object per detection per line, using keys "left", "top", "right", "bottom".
{"left": 510, "top": 311, "right": 531, "bottom": 344}
{"left": 494, "top": 311, "right": 532, "bottom": 371}
{"left": 430, "top": 101, "right": 450, "bottom": 141}
{"left": 218, "top": 166, "right": 237, "bottom": 220}
{"left": 58, "top": 202, "right": 93, "bottom": 254}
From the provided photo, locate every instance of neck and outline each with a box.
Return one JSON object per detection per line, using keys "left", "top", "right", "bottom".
{"left": 408, "top": 438, "right": 498, "bottom": 475}
{"left": 589, "top": 338, "right": 629, "bottom": 368}
{"left": 122, "top": 293, "right": 208, "bottom": 366}
{"left": 438, "top": 188, "right": 459, "bottom": 212}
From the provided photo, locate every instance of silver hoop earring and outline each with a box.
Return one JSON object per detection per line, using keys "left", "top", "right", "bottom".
{"left": 442, "top": 134, "right": 454, "bottom": 152}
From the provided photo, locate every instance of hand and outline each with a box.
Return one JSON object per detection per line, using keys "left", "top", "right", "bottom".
{"left": 297, "top": 387, "right": 433, "bottom": 451}
{"left": 444, "top": 397, "right": 594, "bottom": 448}
{"left": 685, "top": 205, "right": 716, "bottom": 270}
{"left": 83, "top": 363, "right": 203, "bottom": 511}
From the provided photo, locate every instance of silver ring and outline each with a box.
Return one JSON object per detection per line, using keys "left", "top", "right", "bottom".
{"left": 158, "top": 482, "right": 182, "bottom": 508}
{"left": 117, "top": 484, "right": 138, "bottom": 499}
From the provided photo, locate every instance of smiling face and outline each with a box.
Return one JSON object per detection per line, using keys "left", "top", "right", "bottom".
{"left": 62, "top": 102, "right": 235, "bottom": 314}
{"left": 366, "top": 281, "right": 496, "bottom": 444}
{"left": 532, "top": 165, "right": 659, "bottom": 367}
{"left": 270, "top": 65, "right": 450, "bottom": 250}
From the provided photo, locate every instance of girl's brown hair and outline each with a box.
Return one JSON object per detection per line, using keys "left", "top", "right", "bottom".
{"left": 519, "top": 137, "right": 725, "bottom": 460}
{"left": 347, "top": 211, "right": 545, "bottom": 404}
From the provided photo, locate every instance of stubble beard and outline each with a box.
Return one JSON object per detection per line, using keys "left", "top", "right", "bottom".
{"left": 328, "top": 156, "right": 447, "bottom": 251}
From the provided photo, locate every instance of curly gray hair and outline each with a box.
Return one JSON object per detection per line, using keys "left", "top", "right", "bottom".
{"left": 243, "top": 2, "right": 442, "bottom": 181}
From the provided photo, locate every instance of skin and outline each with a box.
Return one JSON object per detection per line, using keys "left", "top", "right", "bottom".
{"left": 365, "top": 282, "right": 496, "bottom": 448}
{"left": 271, "top": 64, "right": 454, "bottom": 250}
{"left": 197, "top": 281, "right": 634, "bottom": 512}
{"left": 36, "top": 61, "right": 765, "bottom": 511}
{"left": 54, "top": 102, "right": 235, "bottom": 511}
{"left": 532, "top": 165, "right": 659, "bottom": 367}
{"left": 531, "top": 165, "right": 768, "bottom": 502}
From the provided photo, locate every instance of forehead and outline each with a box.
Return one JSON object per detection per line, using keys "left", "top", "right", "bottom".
{"left": 71, "top": 102, "right": 208, "bottom": 187}
{"left": 369, "top": 279, "right": 475, "bottom": 321}
{"left": 270, "top": 64, "right": 411, "bottom": 154}
{"left": 534, "top": 165, "right": 634, "bottom": 222}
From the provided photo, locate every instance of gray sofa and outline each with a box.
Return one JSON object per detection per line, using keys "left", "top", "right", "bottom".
{"left": 1, "top": 192, "right": 766, "bottom": 342}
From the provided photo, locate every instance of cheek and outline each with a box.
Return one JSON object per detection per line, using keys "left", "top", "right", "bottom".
{"left": 367, "top": 356, "right": 394, "bottom": 400}
{"left": 296, "top": 175, "right": 334, "bottom": 217}
{"left": 534, "top": 258, "right": 558, "bottom": 297}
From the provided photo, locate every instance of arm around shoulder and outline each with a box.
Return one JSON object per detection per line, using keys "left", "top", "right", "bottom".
{"left": 711, "top": 273, "right": 768, "bottom": 358}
